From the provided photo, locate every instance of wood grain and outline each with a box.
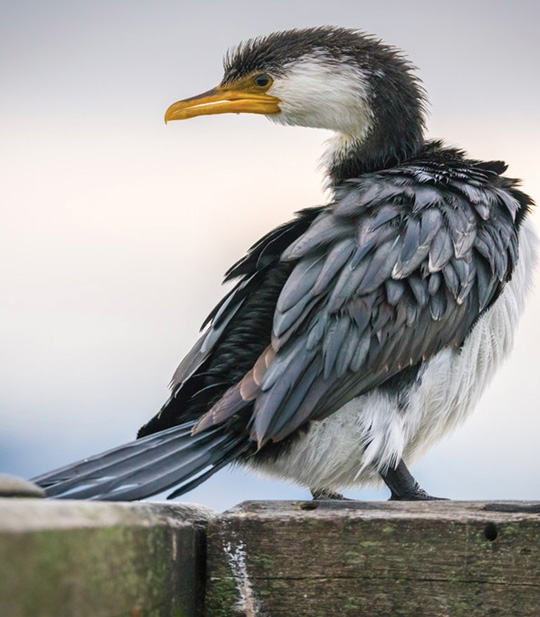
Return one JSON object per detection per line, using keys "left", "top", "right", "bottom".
{"left": 206, "top": 500, "right": 540, "bottom": 617}
{"left": 0, "top": 499, "right": 214, "bottom": 617}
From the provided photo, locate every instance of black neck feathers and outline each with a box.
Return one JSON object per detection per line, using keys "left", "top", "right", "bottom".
{"left": 328, "top": 48, "right": 426, "bottom": 183}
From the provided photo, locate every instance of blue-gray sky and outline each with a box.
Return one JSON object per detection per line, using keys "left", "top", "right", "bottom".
{"left": 1, "top": 0, "right": 539, "bottom": 510}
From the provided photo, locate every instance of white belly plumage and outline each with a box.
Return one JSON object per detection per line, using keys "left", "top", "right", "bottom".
{"left": 245, "top": 218, "right": 538, "bottom": 491}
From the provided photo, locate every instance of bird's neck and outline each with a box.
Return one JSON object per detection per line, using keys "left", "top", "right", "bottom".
{"left": 324, "top": 113, "right": 425, "bottom": 184}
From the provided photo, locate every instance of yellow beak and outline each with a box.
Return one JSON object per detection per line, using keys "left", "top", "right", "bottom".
{"left": 164, "top": 86, "right": 281, "bottom": 123}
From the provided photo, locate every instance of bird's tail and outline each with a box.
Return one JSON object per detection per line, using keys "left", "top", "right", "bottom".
{"left": 32, "top": 421, "right": 248, "bottom": 501}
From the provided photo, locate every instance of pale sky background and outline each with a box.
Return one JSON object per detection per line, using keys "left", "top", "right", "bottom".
{"left": 1, "top": 0, "right": 539, "bottom": 511}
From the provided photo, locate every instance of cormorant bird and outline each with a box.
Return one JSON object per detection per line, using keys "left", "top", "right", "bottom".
{"left": 33, "top": 27, "right": 536, "bottom": 501}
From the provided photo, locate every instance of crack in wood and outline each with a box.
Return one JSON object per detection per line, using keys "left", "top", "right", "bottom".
{"left": 215, "top": 574, "right": 540, "bottom": 588}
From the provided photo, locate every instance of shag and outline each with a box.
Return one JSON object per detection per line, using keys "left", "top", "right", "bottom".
{"left": 33, "top": 27, "right": 536, "bottom": 501}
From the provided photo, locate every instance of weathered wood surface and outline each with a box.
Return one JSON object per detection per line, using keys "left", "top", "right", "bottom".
{"left": 0, "top": 474, "right": 45, "bottom": 498}
{"left": 206, "top": 500, "right": 540, "bottom": 617}
{"left": 0, "top": 499, "right": 214, "bottom": 617}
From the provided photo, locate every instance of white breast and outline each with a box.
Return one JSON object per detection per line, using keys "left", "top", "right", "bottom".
{"left": 245, "top": 217, "right": 538, "bottom": 492}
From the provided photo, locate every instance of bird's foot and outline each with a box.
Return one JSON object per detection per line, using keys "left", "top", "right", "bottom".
{"left": 388, "top": 487, "right": 447, "bottom": 501}
{"left": 381, "top": 459, "right": 447, "bottom": 501}
{"left": 310, "top": 487, "right": 351, "bottom": 501}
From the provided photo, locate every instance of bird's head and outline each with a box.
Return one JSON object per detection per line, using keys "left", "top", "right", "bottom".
{"left": 165, "top": 27, "right": 427, "bottom": 181}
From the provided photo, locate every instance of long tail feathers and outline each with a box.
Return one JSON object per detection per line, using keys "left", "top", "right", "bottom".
{"left": 31, "top": 422, "right": 248, "bottom": 501}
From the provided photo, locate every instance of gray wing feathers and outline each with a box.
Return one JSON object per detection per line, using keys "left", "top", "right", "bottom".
{"left": 169, "top": 289, "right": 249, "bottom": 393}
{"left": 428, "top": 227, "right": 454, "bottom": 271}
{"left": 196, "top": 165, "right": 523, "bottom": 446}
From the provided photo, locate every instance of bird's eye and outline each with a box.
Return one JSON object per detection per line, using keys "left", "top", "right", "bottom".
{"left": 253, "top": 74, "right": 272, "bottom": 88}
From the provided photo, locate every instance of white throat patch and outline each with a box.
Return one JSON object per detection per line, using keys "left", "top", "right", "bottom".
{"left": 267, "top": 54, "right": 374, "bottom": 139}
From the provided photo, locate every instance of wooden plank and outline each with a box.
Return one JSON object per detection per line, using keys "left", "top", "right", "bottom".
{"left": 0, "top": 499, "right": 214, "bottom": 617}
{"left": 205, "top": 500, "right": 540, "bottom": 617}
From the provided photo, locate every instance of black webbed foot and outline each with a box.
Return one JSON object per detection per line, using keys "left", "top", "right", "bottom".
{"left": 388, "top": 488, "right": 446, "bottom": 501}
{"left": 381, "top": 459, "right": 447, "bottom": 501}
{"left": 310, "top": 488, "right": 351, "bottom": 501}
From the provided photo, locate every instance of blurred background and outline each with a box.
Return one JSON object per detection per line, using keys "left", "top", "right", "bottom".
{"left": 1, "top": 0, "right": 539, "bottom": 510}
